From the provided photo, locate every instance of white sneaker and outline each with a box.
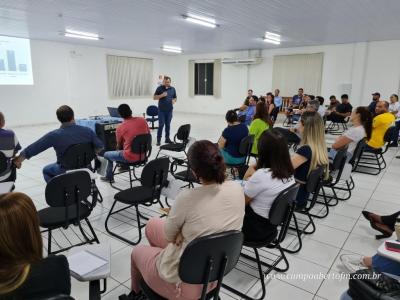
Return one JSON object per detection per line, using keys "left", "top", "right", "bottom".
{"left": 340, "top": 254, "right": 367, "bottom": 273}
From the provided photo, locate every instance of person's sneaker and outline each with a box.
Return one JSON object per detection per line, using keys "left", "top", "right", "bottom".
{"left": 100, "top": 176, "right": 115, "bottom": 183}
{"left": 388, "top": 142, "right": 398, "bottom": 148}
{"left": 165, "top": 138, "right": 173, "bottom": 144}
{"left": 340, "top": 254, "right": 366, "bottom": 273}
{"left": 156, "top": 142, "right": 161, "bottom": 146}
{"left": 117, "top": 164, "right": 129, "bottom": 172}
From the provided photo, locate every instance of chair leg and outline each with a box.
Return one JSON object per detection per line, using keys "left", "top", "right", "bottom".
{"left": 282, "top": 213, "right": 302, "bottom": 253}
{"left": 105, "top": 200, "right": 144, "bottom": 245}
{"left": 85, "top": 218, "right": 100, "bottom": 244}
{"left": 48, "top": 229, "right": 52, "bottom": 255}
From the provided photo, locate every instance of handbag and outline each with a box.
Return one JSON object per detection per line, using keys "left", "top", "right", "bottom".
{"left": 348, "top": 269, "right": 400, "bottom": 300}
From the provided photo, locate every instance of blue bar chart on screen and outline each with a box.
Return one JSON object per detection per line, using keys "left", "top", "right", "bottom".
{"left": 0, "top": 35, "right": 33, "bottom": 85}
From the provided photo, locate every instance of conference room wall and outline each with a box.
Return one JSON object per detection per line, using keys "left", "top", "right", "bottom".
{"left": 1, "top": 39, "right": 174, "bottom": 127}
{"left": 172, "top": 40, "right": 400, "bottom": 116}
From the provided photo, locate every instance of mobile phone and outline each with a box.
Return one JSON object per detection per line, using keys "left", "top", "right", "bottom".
{"left": 385, "top": 241, "right": 400, "bottom": 253}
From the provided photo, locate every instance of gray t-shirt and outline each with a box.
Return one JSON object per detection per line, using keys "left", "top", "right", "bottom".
{"left": 344, "top": 125, "right": 366, "bottom": 154}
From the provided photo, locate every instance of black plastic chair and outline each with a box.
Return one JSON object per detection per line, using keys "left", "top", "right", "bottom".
{"left": 353, "top": 127, "right": 395, "bottom": 175}
{"left": 156, "top": 124, "right": 191, "bottom": 158}
{"left": 146, "top": 105, "right": 159, "bottom": 129}
{"left": 283, "top": 167, "right": 324, "bottom": 254}
{"left": 0, "top": 151, "right": 8, "bottom": 174}
{"left": 274, "top": 127, "right": 301, "bottom": 151}
{"left": 326, "top": 116, "right": 350, "bottom": 135}
{"left": 33, "top": 294, "right": 75, "bottom": 300}
{"left": 170, "top": 158, "right": 198, "bottom": 189}
{"left": 61, "top": 143, "right": 103, "bottom": 203}
{"left": 223, "top": 184, "right": 300, "bottom": 300}
{"left": 38, "top": 171, "right": 99, "bottom": 255}
{"left": 110, "top": 133, "right": 152, "bottom": 189}
{"left": 140, "top": 230, "right": 244, "bottom": 300}
{"left": 105, "top": 157, "right": 170, "bottom": 245}
{"left": 225, "top": 135, "right": 254, "bottom": 177}
{"left": 0, "top": 151, "right": 16, "bottom": 185}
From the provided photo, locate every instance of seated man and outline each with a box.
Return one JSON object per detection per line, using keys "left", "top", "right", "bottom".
{"left": 285, "top": 88, "right": 304, "bottom": 123}
{"left": 0, "top": 112, "right": 21, "bottom": 182}
{"left": 326, "top": 94, "right": 353, "bottom": 123}
{"left": 101, "top": 104, "right": 150, "bottom": 182}
{"left": 15, "top": 106, "right": 103, "bottom": 182}
{"left": 238, "top": 89, "right": 254, "bottom": 111}
{"left": 366, "top": 100, "right": 395, "bottom": 150}
{"left": 389, "top": 94, "right": 400, "bottom": 147}
{"left": 327, "top": 95, "right": 340, "bottom": 111}
{"left": 368, "top": 92, "right": 380, "bottom": 116}
{"left": 238, "top": 96, "right": 257, "bottom": 126}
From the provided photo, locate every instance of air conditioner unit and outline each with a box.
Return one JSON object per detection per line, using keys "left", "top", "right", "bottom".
{"left": 221, "top": 57, "right": 263, "bottom": 65}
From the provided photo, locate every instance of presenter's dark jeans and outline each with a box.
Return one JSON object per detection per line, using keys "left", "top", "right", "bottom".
{"left": 157, "top": 110, "right": 173, "bottom": 143}
{"left": 391, "top": 120, "right": 400, "bottom": 145}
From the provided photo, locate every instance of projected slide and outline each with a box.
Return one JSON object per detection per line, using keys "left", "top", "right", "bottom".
{"left": 0, "top": 35, "right": 33, "bottom": 85}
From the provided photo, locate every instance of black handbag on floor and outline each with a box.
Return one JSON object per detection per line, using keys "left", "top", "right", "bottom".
{"left": 348, "top": 269, "right": 400, "bottom": 300}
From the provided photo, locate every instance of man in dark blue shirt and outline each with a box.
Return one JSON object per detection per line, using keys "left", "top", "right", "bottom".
{"left": 15, "top": 105, "right": 103, "bottom": 182}
{"left": 153, "top": 76, "right": 177, "bottom": 146}
{"left": 368, "top": 92, "right": 380, "bottom": 116}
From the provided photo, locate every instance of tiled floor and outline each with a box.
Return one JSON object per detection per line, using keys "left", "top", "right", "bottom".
{"left": 11, "top": 112, "right": 400, "bottom": 300}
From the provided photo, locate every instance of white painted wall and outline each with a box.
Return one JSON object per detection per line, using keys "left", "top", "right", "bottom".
{"left": 1, "top": 40, "right": 173, "bottom": 127}
{"left": 172, "top": 40, "right": 400, "bottom": 115}
{"left": 2, "top": 39, "right": 400, "bottom": 125}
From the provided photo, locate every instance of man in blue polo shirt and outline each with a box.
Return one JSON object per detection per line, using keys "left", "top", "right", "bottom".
{"left": 15, "top": 105, "right": 103, "bottom": 182}
{"left": 153, "top": 76, "right": 177, "bottom": 146}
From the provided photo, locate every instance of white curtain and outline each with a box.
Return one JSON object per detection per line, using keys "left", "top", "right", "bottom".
{"left": 107, "top": 55, "right": 153, "bottom": 98}
{"left": 272, "top": 53, "right": 324, "bottom": 96}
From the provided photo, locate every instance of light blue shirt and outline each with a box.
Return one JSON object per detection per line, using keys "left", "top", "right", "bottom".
{"left": 274, "top": 96, "right": 282, "bottom": 107}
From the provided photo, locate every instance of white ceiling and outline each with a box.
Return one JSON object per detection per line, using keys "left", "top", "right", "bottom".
{"left": 1, "top": 0, "right": 400, "bottom": 54}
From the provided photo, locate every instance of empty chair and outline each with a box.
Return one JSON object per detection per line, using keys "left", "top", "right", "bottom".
{"left": 156, "top": 124, "right": 191, "bottom": 158}
{"left": 105, "top": 157, "right": 169, "bottom": 245}
{"left": 60, "top": 143, "right": 103, "bottom": 203}
{"left": 145, "top": 105, "right": 159, "bottom": 129}
{"left": 325, "top": 116, "right": 350, "bottom": 135}
{"left": 140, "top": 230, "right": 244, "bottom": 300}
{"left": 223, "top": 184, "right": 299, "bottom": 300}
{"left": 38, "top": 171, "right": 99, "bottom": 255}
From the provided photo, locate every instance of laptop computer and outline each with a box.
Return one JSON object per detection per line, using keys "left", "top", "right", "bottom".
{"left": 107, "top": 107, "right": 121, "bottom": 118}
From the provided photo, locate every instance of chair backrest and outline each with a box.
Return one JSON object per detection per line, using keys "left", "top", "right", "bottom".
{"left": 45, "top": 171, "right": 92, "bottom": 208}
{"left": 179, "top": 230, "right": 243, "bottom": 299}
{"left": 146, "top": 105, "right": 158, "bottom": 117}
{"left": 0, "top": 151, "right": 8, "bottom": 174}
{"left": 306, "top": 166, "right": 324, "bottom": 194}
{"left": 60, "top": 143, "right": 96, "bottom": 170}
{"left": 384, "top": 126, "right": 396, "bottom": 143}
{"left": 274, "top": 127, "right": 301, "bottom": 146}
{"left": 238, "top": 135, "right": 254, "bottom": 157}
{"left": 141, "top": 157, "right": 170, "bottom": 192}
{"left": 349, "top": 139, "right": 366, "bottom": 166}
{"left": 176, "top": 124, "right": 191, "bottom": 143}
{"left": 131, "top": 134, "right": 152, "bottom": 161}
{"left": 268, "top": 183, "right": 300, "bottom": 226}
{"left": 331, "top": 147, "right": 348, "bottom": 172}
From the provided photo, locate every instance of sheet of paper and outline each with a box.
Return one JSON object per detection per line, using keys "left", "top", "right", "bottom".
{"left": 68, "top": 250, "right": 108, "bottom": 277}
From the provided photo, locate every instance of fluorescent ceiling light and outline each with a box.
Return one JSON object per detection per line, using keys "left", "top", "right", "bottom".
{"left": 263, "top": 32, "right": 281, "bottom": 45}
{"left": 162, "top": 46, "right": 182, "bottom": 53}
{"left": 263, "top": 38, "right": 280, "bottom": 45}
{"left": 183, "top": 14, "right": 217, "bottom": 28}
{"left": 63, "top": 29, "right": 101, "bottom": 40}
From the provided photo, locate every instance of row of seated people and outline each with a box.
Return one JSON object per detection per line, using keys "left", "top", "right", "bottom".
{"left": 0, "top": 104, "right": 151, "bottom": 184}
{"left": 0, "top": 114, "right": 327, "bottom": 299}
{"left": 1, "top": 111, "right": 398, "bottom": 299}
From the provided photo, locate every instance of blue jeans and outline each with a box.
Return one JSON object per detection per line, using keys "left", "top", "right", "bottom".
{"left": 43, "top": 163, "right": 65, "bottom": 183}
{"left": 104, "top": 151, "right": 128, "bottom": 179}
{"left": 157, "top": 110, "right": 173, "bottom": 143}
{"left": 372, "top": 254, "right": 400, "bottom": 275}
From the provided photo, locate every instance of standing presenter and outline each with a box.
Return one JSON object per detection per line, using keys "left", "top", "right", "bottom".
{"left": 153, "top": 76, "right": 177, "bottom": 146}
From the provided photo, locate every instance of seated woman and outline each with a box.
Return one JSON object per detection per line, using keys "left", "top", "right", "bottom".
{"left": 249, "top": 102, "right": 273, "bottom": 155}
{"left": 238, "top": 96, "right": 257, "bottom": 126}
{"left": 241, "top": 129, "right": 295, "bottom": 242}
{"left": 218, "top": 110, "right": 249, "bottom": 165}
{"left": 291, "top": 111, "right": 329, "bottom": 209}
{"left": 361, "top": 210, "right": 400, "bottom": 239}
{"left": 265, "top": 92, "right": 276, "bottom": 116}
{"left": 125, "top": 141, "right": 245, "bottom": 300}
{"left": 329, "top": 107, "right": 372, "bottom": 161}
{"left": 0, "top": 192, "right": 71, "bottom": 299}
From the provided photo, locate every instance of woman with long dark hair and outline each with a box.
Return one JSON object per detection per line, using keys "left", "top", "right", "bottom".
{"left": 330, "top": 106, "right": 372, "bottom": 159}
{"left": 242, "top": 129, "right": 295, "bottom": 242}
{"left": 265, "top": 92, "right": 276, "bottom": 116}
{"left": 126, "top": 141, "right": 245, "bottom": 300}
{"left": 0, "top": 193, "right": 70, "bottom": 299}
{"left": 249, "top": 102, "right": 273, "bottom": 155}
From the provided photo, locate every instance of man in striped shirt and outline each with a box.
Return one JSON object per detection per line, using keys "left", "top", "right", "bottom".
{"left": 0, "top": 112, "right": 21, "bottom": 182}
